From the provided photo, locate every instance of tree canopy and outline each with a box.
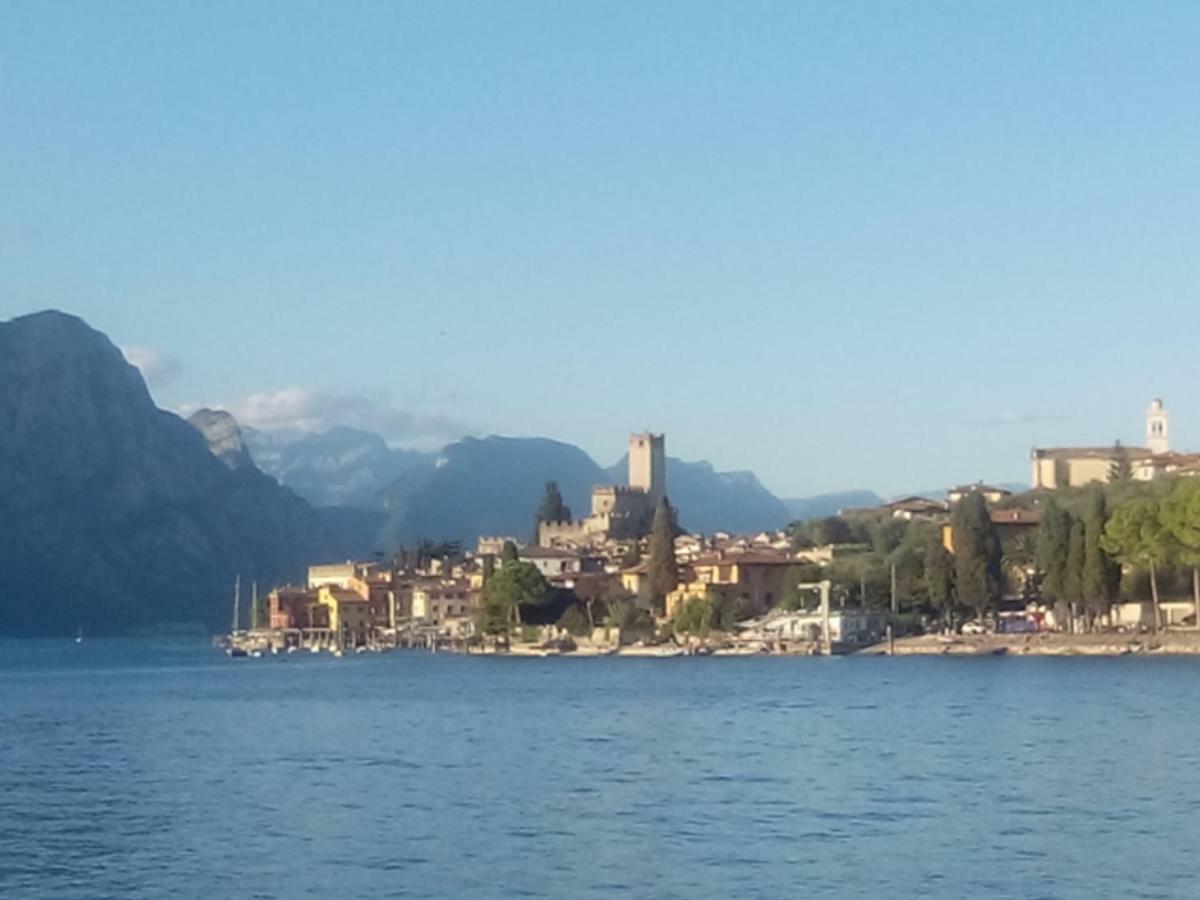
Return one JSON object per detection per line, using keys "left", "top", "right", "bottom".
{"left": 647, "top": 496, "right": 678, "bottom": 611}
{"left": 950, "top": 492, "right": 1002, "bottom": 619}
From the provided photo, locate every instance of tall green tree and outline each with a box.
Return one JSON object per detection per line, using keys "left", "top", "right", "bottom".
{"left": 647, "top": 496, "right": 678, "bottom": 613}
{"left": 924, "top": 533, "right": 956, "bottom": 627}
{"left": 950, "top": 492, "right": 1002, "bottom": 620}
{"left": 478, "top": 560, "right": 551, "bottom": 634}
{"left": 1108, "top": 440, "right": 1133, "bottom": 482}
{"left": 534, "top": 479, "right": 572, "bottom": 535}
{"left": 1081, "top": 490, "right": 1120, "bottom": 626}
{"left": 1159, "top": 479, "right": 1200, "bottom": 627}
{"left": 500, "top": 540, "right": 520, "bottom": 564}
{"left": 1063, "top": 517, "right": 1085, "bottom": 630}
{"left": 1102, "top": 497, "right": 1172, "bottom": 631}
{"left": 1036, "top": 499, "right": 1072, "bottom": 605}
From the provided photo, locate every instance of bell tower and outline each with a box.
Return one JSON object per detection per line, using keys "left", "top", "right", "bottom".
{"left": 1146, "top": 398, "right": 1169, "bottom": 455}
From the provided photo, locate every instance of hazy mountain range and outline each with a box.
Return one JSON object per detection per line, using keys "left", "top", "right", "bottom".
{"left": 241, "top": 429, "right": 811, "bottom": 543}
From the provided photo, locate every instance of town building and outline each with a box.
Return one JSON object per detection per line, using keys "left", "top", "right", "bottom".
{"left": 1031, "top": 399, "right": 1200, "bottom": 488}
{"left": 411, "top": 579, "right": 476, "bottom": 626}
{"left": 665, "top": 550, "right": 796, "bottom": 619}
{"left": 948, "top": 483, "right": 1011, "bottom": 505}
{"left": 268, "top": 587, "right": 318, "bottom": 630}
{"left": 747, "top": 608, "right": 888, "bottom": 648}
{"left": 942, "top": 508, "right": 1041, "bottom": 554}
{"left": 883, "top": 496, "right": 949, "bottom": 521}
{"left": 315, "top": 585, "right": 373, "bottom": 647}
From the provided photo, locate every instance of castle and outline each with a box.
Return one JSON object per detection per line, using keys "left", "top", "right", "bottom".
{"left": 538, "top": 433, "right": 666, "bottom": 547}
{"left": 1031, "top": 399, "right": 1200, "bottom": 488}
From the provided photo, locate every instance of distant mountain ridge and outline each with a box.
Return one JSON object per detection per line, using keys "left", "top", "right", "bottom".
{"left": 249, "top": 428, "right": 808, "bottom": 541}
{"left": 243, "top": 426, "right": 431, "bottom": 509}
{"left": 782, "top": 491, "right": 884, "bottom": 520}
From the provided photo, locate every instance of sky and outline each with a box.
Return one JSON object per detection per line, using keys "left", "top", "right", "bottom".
{"left": 3, "top": 1, "right": 1200, "bottom": 498}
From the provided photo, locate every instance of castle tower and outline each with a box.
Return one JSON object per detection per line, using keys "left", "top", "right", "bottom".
{"left": 628, "top": 433, "right": 666, "bottom": 504}
{"left": 1147, "top": 398, "right": 1169, "bottom": 455}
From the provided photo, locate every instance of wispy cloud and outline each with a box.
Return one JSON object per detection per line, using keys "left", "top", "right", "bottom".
{"left": 207, "top": 386, "right": 470, "bottom": 449}
{"left": 967, "top": 412, "right": 1072, "bottom": 428}
{"left": 121, "top": 346, "right": 182, "bottom": 388}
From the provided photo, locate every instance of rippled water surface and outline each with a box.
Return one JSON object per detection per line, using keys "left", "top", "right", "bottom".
{"left": 3, "top": 640, "right": 1200, "bottom": 899}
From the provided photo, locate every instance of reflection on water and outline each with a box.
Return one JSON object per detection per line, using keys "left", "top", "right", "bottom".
{"left": 2, "top": 639, "right": 1200, "bottom": 899}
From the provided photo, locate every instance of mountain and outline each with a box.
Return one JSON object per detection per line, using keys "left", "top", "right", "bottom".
{"left": 377, "top": 436, "right": 610, "bottom": 545}
{"left": 243, "top": 426, "right": 431, "bottom": 509}
{"left": 605, "top": 456, "right": 792, "bottom": 534}
{"left": 188, "top": 408, "right": 255, "bottom": 470}
{"left": 782, "top": 490, "right": 884, "bottom": 521}
{"left": 0, "top": 310, "right": 345, "bottom": 635}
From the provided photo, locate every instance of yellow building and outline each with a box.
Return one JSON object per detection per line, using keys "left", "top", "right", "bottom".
{"left": 665, "top": 552, "right": 795, "bottom": 620}
{"left": 1030, "top": 399, "right": 1200, "bottom": 488}
{"left": 316, "top": 585, "right": 372, "bottom": 647}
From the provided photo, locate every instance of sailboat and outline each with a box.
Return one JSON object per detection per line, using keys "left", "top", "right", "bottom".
{"left": 74, "top": 625, "right": 83, "bottom": 644}
{"left": 227, "top": 575, "right": 248, "bottom": 657}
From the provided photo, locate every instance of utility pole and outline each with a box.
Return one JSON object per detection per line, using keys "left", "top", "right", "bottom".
{"left": 888, "top": 564, "right": 897, "bottom": 655}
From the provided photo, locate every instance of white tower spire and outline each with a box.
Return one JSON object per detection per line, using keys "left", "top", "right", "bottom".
{"left": 1146, "top": 398, "right": 1169, "bottom": 455}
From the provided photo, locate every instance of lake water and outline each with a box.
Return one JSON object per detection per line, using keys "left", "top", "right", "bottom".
{"left": 2, "top": 640, "right": 1200, "bottom": 899}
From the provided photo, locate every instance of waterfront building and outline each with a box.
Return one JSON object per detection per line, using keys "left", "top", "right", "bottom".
{"left": 665, "top": 550, "right": 796, "bottom": 619}
{"left": 411, "top": 579, "right": 476, "bottom": 626}
{"left": 316, "top": 585, "right": 373, "bottom": 647}
{"left": 307, "top": 563, "right": 356, "bottom": 590}
{"left": 267, "top": 587, "right": 318, "bottom": 630}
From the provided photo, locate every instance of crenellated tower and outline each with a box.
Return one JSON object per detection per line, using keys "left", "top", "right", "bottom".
{"left": 628, "top": 432, "right": 666, "bottom": 504}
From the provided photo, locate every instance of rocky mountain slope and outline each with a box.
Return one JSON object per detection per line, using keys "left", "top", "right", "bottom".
{"left": 243, "top": 426, "right": 431, "bottom": 509}
{"left": 0, "top": 311, "right": 345, "bottom": 635}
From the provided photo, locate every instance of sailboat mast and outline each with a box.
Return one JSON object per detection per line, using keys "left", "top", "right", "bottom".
{"left": 251, "top": 581, "right": 258, "bottom": 631}
{"left": 232, "top": 574, "right": 241, "bottom": 634}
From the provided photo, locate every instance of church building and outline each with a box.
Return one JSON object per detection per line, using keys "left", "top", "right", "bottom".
{"left": 1030, "top": 399, "right": 1200, "bottom": 489}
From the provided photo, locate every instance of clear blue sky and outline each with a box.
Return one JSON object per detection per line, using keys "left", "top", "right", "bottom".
{"left": 3, "top": 2, "right": 1200, "bottom": 497}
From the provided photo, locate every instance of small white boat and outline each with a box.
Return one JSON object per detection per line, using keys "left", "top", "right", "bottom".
{"left": 74, "top": 626, "right": 84, "bottom": 645}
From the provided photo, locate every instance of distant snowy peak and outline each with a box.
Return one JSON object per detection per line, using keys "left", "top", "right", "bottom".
{"left": 241, "top": 425, "right": 432, "bottom": 509}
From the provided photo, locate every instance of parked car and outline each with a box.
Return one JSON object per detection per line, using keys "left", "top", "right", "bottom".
{"left": 961, "top": 620, "right": 988, "bottom": 635}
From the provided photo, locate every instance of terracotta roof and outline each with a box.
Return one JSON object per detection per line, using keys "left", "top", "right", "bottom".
{"left": 950, "top": 483, "right": 1012, "bottom": 496}
{"left": 989, "top": 508, "right": 1041, "bottom": 525}
{"left": 1032, "top": 446, "right": 1153, "bottom": 461}
{"left": 519, "top": 546, "right": 579, "bottom": 559}
{"left": 692, "top": 552, "right": 795, "bottom": 567}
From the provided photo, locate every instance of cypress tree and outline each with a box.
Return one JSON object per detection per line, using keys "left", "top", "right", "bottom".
{"left": 1108, "top": 441, "right": 1133, "bottom": 482}
{"left": 1036, "top": 499, "right": 1072, "bottom": 604}
{"left": 1082, "top": 490, "right": 1118, "bottom": 624}
{"left": 924, "top": 533, "right": 956, "bottom": 627}
{"left": 534, "top": 480, "right": 572, "bottom": 541}
{"left": 1064, "top": 517, "right": 1085, "bottom": 610}
{"left": 647, "top": 496, "right": 678, "bottom": 613}
{"left": 951, "top": 492, "right": 1002, "bottom": 620}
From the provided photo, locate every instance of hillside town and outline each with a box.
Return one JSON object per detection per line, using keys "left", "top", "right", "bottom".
{"left": 231, "top": 403, "right": 1200, "bottom": 658}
